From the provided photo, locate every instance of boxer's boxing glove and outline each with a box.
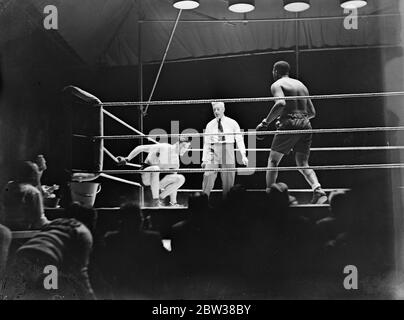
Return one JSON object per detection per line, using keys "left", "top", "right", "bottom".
{"left": 116, "top": 156, "right": 128, "bottom": 166}
{"left": 255, "top": 119, "right": 270, "bottom": 141}
{"left": 275, "top": 119, "right": 281, "bottom": 130}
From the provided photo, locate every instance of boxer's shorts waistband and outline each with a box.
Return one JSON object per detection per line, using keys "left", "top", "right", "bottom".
{"left": 280, "top": 113, "right": 309, "bottom": 120}
{"left": 209, "top": 142, "right": 234, "bottom": 145}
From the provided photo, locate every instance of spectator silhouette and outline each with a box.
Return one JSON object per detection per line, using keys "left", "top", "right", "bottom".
{"left": 1, "top": 161, "right": 49, "bottom": 230}
{"left": 99, "top": 202, "right": 167, "bottom": 299}
{"left": 245, "top": 183, "right": 292, "bottom": 277}
{"left": 170, "top": 192, "right": 221, "bottom": 275}
{"left": 0, "top": 224, "right": 11, "bottom": 280}
{"left": 213, "top": 185, "right": 253, "bottom": 274}
{"left": 9, "top": 203, "right": 97, "bottom": 300}
{"left": 312, "top": 186, "right": 392, "bottom": 298}
{"left": 315, "top": 190, "right": 353, "bottom": 249}
{"left": 266, "top": 182, "right": 291, "bottom": 223}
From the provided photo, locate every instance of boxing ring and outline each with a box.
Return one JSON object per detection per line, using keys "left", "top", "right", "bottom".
{"left": 66, "top": 87, "right": 404, "bottom": 209}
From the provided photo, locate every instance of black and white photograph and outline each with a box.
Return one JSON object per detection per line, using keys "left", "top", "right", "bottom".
{"left": 1, "top": 0, "right": 404, "bottom": 304}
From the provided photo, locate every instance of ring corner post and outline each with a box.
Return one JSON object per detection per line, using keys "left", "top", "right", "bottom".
{"left": 99, "top": 102, "right": 104, "bottom": 173}
{"left": 295, "top": 12, "right": 300, "bottom": 79}
{"left": 138, "top": 16, "right": 145, "bottom": 208}
{"left": 139, "top": 106, "right": 145, "bottom": 208}
{"left": 140, "top": 185, "right": 145, "bottom": 208}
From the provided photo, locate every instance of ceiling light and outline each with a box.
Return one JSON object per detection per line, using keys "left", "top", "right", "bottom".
{"left": 173, "top": 0, "right": 200, "bottom": 10}
{"left": 228, "top": 0, "right": 255, "bottom": 13}
{"left": 340, "top": 0, "right": 367, "bottom": 9}
{"left": 283, "top": 0, "right": 311, "bottom": 13}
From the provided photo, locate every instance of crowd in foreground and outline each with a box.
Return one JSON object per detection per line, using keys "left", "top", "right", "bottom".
{"left": 0, "top": 159, "right": 396, "bottom": 299}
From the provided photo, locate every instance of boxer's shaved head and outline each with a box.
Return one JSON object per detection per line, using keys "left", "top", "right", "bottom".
{"left": 177, "top": 136, "right": 191, "bottom": 156}
{"left": 273, "top": 61, "right": 290, "bottom": 80}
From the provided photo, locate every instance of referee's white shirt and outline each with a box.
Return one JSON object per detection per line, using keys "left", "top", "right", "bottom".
{"left": 202, "top": 116, "right": 246, "bottom": 162}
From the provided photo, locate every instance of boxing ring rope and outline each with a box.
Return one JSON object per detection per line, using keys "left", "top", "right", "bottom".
{"left": 102, "top": 109, "right": 158, "bottom": 144}
{"left": 77, "top": 125, "right": 404, "bottom": 140}
{"left": 100, "top": 137, "right": 404, "bottom": 154}
{"left": 98, "top": 90, "right": 404, "bottom": 107}
{"left": 99, "top": 173, "right": 142, "bottom": 188}
{"left": 74, "top": 163, "right": 404, "bottom": 175}
{"left": 188, "top": 146, "right": 404, "bottom": 152}
{"left": 178, "top": 188, "right": 351, "bottom": 193}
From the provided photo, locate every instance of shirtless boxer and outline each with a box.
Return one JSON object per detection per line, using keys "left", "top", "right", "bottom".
{"left": 256, "top": 61, "right": 327, "bottom": 204}
{"left": 117, "top": 137, "right": 191, "bottom": 207}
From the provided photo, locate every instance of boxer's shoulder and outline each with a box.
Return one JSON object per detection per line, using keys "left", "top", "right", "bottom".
{"left": 156, "top": 143, "right": 171, "bottom": 150}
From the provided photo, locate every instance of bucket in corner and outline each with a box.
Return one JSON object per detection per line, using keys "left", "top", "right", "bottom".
{"left": 70, "top": 182, "right": 101, "bottom": 207}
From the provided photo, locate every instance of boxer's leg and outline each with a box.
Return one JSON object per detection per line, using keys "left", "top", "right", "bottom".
{"left": 160, "top": 174, "right": 185, "bottom": 204}
{"left": 268, "top": 132, "right": 296, "bottom": 193}
{"left": 295, "top": 152, "right": 327, "bottom": 204}
{"left": 266, "top": 150, "right": 284, "bottom": 192}
{"left": 141, "top": 166, "right": 160, "bottom": 199}
{"left": 141, "top": 172, "right": 151, "bottom": 186}
{"left": 295, "top": 151, "right": 321, "bottom": 190}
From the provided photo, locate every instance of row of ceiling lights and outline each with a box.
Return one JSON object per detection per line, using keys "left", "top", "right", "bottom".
{"left": 173, "top": 1, "right": 368, "bottom": 13}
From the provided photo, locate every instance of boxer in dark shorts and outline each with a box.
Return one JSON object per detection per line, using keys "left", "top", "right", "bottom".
{"left": 256, "top": 61, "right": 327, "bottom": 204}
{"left": 271, "top": 113, "right": 312, "bottom": 155}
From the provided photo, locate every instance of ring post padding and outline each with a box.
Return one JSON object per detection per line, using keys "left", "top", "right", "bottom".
{"left": 62, "top": 86, "right": 104, "bottom": 175}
